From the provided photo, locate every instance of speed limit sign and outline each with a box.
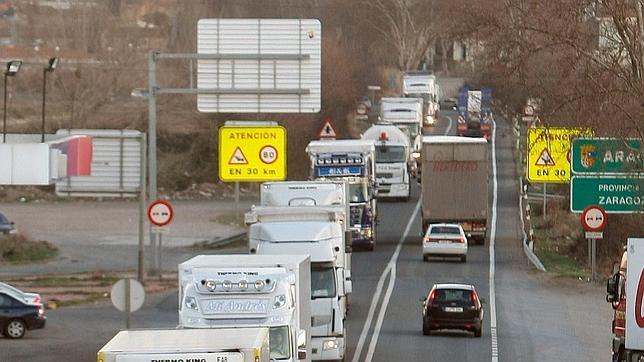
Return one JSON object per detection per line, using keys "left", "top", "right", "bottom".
{"left": 259, "top": 145, "right": 278, "bottom": 164}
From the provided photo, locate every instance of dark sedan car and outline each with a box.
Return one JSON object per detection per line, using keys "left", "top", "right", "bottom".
{"left": 0, "top": 212, "right": 17, "bottom": 235}
{"left": 0, "top": 292, "right": 46, "bottom": 339}
{"left": 422, "top": 283, "right": 484, "bottom": 337}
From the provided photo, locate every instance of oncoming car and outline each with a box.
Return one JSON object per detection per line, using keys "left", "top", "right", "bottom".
{"left": 421, "top": 283, "right": 484, "bottom": 337}
{"left": 422, "top": 223, "right": 468, "bottom": 262}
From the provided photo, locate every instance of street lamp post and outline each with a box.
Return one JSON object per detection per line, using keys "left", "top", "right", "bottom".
{"left": 2, "top": 60, "right": 21, "bottom": 143}
{"left": 41, "top": 57, "right": 58, "bottom": 142}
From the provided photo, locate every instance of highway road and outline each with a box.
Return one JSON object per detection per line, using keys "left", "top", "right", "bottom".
{"left": 1, "top": 112, "right": 611, "bottom": 361}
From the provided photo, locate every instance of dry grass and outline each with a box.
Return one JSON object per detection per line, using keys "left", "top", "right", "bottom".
{"left": 0, "top": 233, "right": 58, "bottom": 263}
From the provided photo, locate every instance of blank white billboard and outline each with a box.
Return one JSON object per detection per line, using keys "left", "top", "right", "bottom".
{"left": 197, "top": 18, "right": 321, "bottom": 113}
{"left": 55, "top": 129, "right": 143, "bottom": 197}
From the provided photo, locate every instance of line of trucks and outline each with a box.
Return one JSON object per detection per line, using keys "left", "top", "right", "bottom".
{"left": 97, "top": 138, "right": 384, "bottom": 362}
{"left": 96, "top": 73, "right": 494, "bottom": 360}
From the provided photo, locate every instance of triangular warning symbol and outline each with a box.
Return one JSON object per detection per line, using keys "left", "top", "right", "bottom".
{"left": 228, "top": 147, "right": 248, "bottom": 165}
{"left": 535, "top": 148, "right": 555, "bottom": 166}
{"left": 318, "top": 120, "right": 337, "bottom": 138}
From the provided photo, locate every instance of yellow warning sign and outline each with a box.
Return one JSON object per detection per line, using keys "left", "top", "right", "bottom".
{"left": 219, "top": 125, "right": 287, "bottom": 182}
{"left": 527, "top": 127, "right": 593, "bottom": 183}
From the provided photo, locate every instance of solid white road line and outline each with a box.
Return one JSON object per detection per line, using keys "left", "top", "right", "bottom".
{"left": 365, "top": 201, "right": 421, "bottom": 361}
{"left": 490, "top": 119, "right": 499, "bottom": 362}
{"left": 351, "top": 262, "right": 392, "bottom": 362}
{"left": 445, "top": 115, "right": 453, "bottom": 135}
{"left": 351, "top": 200, "right": 420, "bottom": 362}
{"left": 352, "top": 115, "right": 453, "bottom": 362}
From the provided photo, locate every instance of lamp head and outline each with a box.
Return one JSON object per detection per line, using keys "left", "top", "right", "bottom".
{"left": 6, "top": 60, "right": 22, "bottom": 76}
{"left": 46, "top": 57, "right": 59, "bottom": 72}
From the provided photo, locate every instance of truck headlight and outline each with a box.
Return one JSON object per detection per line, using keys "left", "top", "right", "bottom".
{"left": 273, "top": 294, "right": 287, "bottom": 309}
{"left": 185, "top": 296, "right": 198, "bottom": 310}
{"left": 323, "top": 340, "right": 339, "bottom": 350}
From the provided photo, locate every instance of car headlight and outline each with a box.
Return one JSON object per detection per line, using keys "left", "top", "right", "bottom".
{"left": 273, "top": 294, "right": 287, "bottom": 309}
{"left": 185, "top": 296, "right": 198, "bottom": 310}
{"left": 323, "top": 340, "right": 339, "bottom": 350}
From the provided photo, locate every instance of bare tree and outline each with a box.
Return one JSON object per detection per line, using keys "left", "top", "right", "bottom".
{"left": 363, "top": 0, "right": 437, "bottom": 71}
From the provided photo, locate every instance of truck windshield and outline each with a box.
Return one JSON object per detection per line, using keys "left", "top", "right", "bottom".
{"left": 376, "top": 146, "right": 406, "bottom": 163}
{"left": 311, "top": 265, "right": 336, "bottom": 299}
{"left": 269, "top": 326, "right": 291, "bottom": 360}
{"left": 350, "top": 183, "right": 367, "bottom": 203}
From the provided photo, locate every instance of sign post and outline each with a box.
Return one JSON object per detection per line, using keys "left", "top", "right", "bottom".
{"left": 581, "top": 205, "right": 607, "bottom": 281}
{"left": 147, "top": 199, "right": 174, "bottom": 276}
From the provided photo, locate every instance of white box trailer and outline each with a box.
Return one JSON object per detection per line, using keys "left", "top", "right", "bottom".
{"left": 421, "top": 136, "right": 489, "bottom": 243}
{"left": 626, "top": 238, "right": 644, "bottom": 355}
{"left": 380, "top": 97, "right": 424, "bottom": 143}
{"left": 178, "top": 254, "right": 311, "bottom": 362}
{"left": 97, "top": 328, "right": 270, "bottom": 362}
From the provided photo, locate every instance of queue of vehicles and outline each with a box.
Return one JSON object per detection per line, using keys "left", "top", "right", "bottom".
{"left": 91, "top": 74, "right": 497, "bottom": 357}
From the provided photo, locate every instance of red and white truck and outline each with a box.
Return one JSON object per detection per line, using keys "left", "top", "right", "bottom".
{"left": 606, "top": 238, "right": 644, "bottom": 362}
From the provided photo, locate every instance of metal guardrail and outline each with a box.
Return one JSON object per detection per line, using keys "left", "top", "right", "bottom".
{"left": 508, "top": 111, "right": 547, "bottom": 272}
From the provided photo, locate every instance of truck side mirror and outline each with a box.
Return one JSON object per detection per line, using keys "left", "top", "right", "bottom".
{"left": 345, "top": 280, "right": 353, "bottom": 295}
{"left": 606, "top": 274, "right": 619, "bottom": 302}
{"left": 297, "top": 330, "right": 307, "bottom": 360}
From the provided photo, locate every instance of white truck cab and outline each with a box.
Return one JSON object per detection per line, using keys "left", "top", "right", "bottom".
{"left": 402, "top": 71, "right": 439, "bottom": 126}
{"left": 306, "top": 139, "right": 377, "bottom": 251}
{"left": 178, "top": 254, "right": 311, "bottom": 362}
{"left": 380, "top": 97, "right": 424, "bottom": 147}
{"left": 246, "top": 206, "right": 350, "bottom": 361}
{"left": 362, "top": 123, "right": 411, "bottom": 200}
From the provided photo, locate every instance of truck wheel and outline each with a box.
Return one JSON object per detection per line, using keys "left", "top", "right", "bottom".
{"left": 423, "top": 255, "right": 429, "bottom": 262}
{"left": 461, "top": 255, "right": 467, "bottom": 263}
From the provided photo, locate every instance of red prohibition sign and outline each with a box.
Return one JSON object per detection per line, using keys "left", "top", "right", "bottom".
{"left": 147, "top": 199, "right": 174, "bottom": 227}
{"left": 581, "top": 205, "right": 607, "bottom": 232}
{"left": 259, "top": 145, "right": 278, "bottom": 165}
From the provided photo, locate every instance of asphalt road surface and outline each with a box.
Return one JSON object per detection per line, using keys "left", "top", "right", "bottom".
{"left": 1, "top": 112, "right": 611, "bottom": 361}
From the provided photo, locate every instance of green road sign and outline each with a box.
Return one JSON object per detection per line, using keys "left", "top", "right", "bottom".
{"left": 571, "top": 176, "right": 644, "bottom": 213}
{"left": 571, "top": 138, "right": 643, "bottom": 174}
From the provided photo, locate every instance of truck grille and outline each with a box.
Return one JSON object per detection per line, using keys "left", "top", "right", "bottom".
{"left": 350, "top": 205, "right": 363, "bottom": 226}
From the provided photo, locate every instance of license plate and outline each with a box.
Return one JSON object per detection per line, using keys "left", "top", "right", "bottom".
{"left": 439, "top": 240, "right": 452, "bottom": 244}
{"left": 444, "top": 307, "right": 463, "bottom": 312}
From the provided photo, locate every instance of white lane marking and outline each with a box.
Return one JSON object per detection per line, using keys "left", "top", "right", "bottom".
{"left": 351, "top": 263, "right": 392, "bottom": 362}
{"left": 365, "top": 201, "right": 421, "bottom": 361}
{"left": 445, "top": 115, "right": 453, "bottom": 135}
{"left": 352, "top": 118, "right": 451, "bottom": 362}
{"left": 490, "top": 119, "right": 499, "bottom": 362}
{"left": 351, "top": 199, "right": 421, "bottom": 362}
